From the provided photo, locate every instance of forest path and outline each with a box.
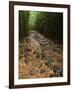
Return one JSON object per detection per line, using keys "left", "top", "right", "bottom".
{"left": 31, "top": 31, "right": 63, "bottom": 75}
{"left": 19, "top": 31, "right": 63, "bottom": 79}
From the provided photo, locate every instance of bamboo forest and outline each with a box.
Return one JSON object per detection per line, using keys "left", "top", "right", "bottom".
{"left": 19, "top": 11, "right": 63, "bottom": 79}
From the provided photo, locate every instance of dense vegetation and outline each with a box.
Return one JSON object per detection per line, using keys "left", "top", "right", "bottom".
{"left": 19, "top": 11, "right": 63, "bottom": 78}
{"left": 19, "top": 11, "right": 30, "bottom": 42}
{"left": 19, "top": 11, "right": 63, "bottom": 44}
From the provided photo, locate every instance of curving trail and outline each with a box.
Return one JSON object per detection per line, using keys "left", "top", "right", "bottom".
{"left": 19, "top": 31, "right": 63, "bottom": 79}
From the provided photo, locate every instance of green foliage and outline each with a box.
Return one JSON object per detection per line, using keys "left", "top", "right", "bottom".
{"left": 29, "top": 12, "right": 38, "bottom": 30}
{"left": 19, "top": 11, "right": 63, "bottom": 44}
{"left": 34, "top": 12, "right": 63, "bottom": 43}
{"left": 19, "top": 11, "right": 30, "bottom": 42}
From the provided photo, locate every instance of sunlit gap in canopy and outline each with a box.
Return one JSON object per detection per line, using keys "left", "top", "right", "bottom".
{"left": 29, "top": 11, "right": 40, "bottom": 32}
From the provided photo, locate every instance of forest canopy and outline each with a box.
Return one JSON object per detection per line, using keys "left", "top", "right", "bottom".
{"left": 19, "top": 11, "right": 63, "bottom": 44}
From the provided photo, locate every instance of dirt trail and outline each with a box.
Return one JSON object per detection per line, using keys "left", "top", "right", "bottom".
{"left": 19, "top": 31, "right": 63, "bottom": 79}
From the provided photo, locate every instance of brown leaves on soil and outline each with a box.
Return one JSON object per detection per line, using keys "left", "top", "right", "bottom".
{"left": 19, "top": 35, "right": 63, "bottom": 79}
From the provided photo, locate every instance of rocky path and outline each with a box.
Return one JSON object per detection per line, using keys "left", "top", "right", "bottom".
{"left": 31, "top": 31, "right": 63, "bottom": 76}
{"left": 19, "top": 31, "right": 63, "bottom": 79}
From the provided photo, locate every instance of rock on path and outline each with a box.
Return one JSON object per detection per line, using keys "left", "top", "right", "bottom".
{"left": 30, "top": 31, "right": 63, "bottom": 77}
{"left": 19, "top": 31, "right": 63, "bottom": 78}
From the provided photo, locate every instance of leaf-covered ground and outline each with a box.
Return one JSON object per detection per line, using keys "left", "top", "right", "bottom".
{"left": 19, "top": 31, "right": 63, "bottom": 79}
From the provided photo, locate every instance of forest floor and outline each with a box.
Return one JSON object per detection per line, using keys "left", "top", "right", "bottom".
{"left": 19, "top": 31, "right": 63, "bottom": 79}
